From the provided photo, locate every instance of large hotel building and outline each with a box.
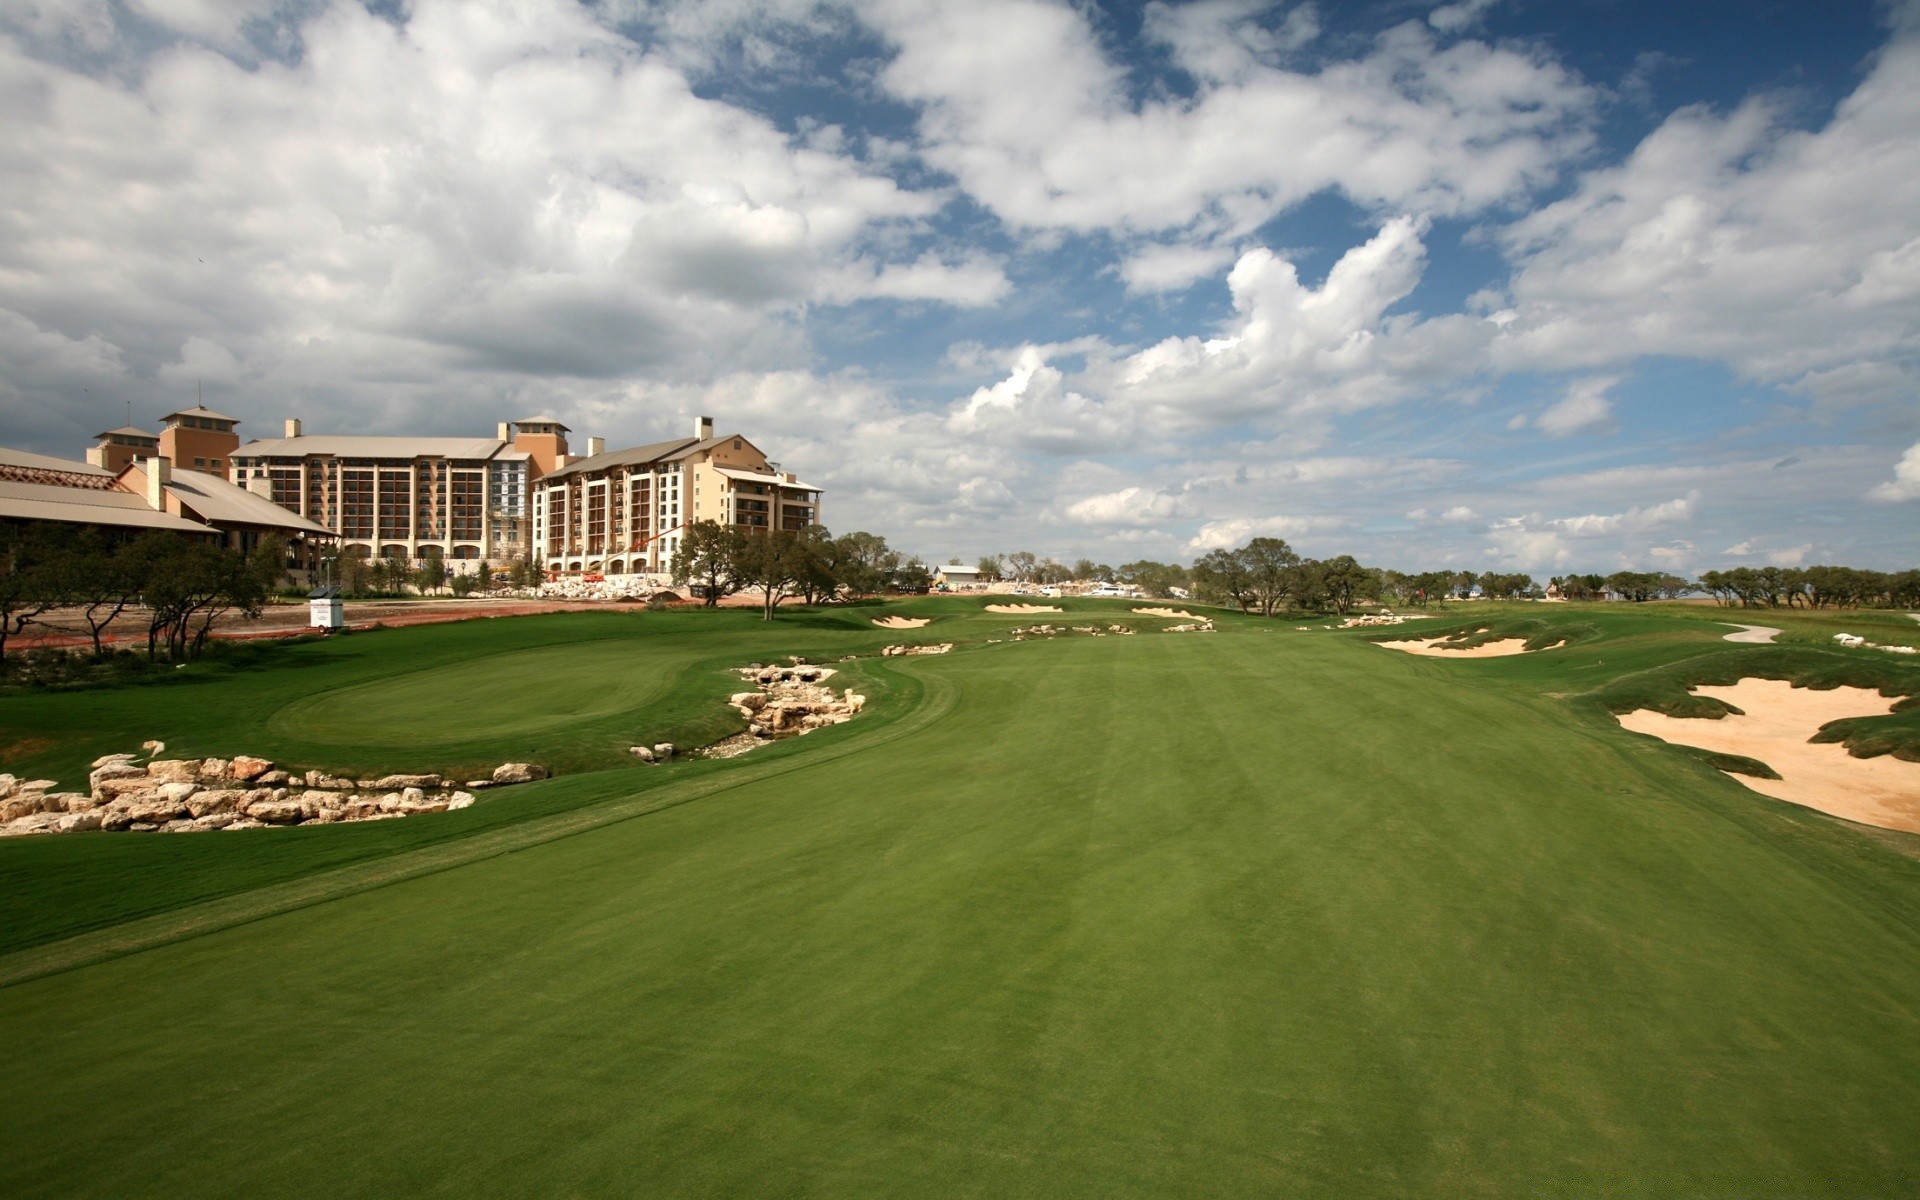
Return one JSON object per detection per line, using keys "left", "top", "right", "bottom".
{"left": 88, "top": 411, "right": 819, "bottom": 577}
{"left": 533, "top": 416, "right": 821, "bottom": 576}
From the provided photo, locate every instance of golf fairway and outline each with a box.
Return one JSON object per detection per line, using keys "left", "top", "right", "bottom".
{"left": 4, "top": 613, "right": 1919, "bottom": 1196}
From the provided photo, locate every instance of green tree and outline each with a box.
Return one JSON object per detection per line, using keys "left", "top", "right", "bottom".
{"left": 1318, "top": 555, "right": 1376, "bottom": 614}
{"left": 0, "top": 523, "right": 66, "bottom": 660}
{"left": 671, "top": 521, "right": 746, "bottom": 607}
{"left": 1241, "top": 537, "right": 1301, "bottom": 617}
{"left": 975, "top": 554, "right": 1003, "bottom": 582}
{"left": 831, "top": 531, "right": 901, "bottom": 598}
{"left": 1192, "top": 548, "right": 1255, "bottom": 612}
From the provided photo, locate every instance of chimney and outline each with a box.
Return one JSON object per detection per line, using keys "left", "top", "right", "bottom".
{"left": 497, "top": 421, "right": 511, "bottom": 440}
{"left": 587, "top": 436, "right": 605, "bottom": 457}
{"left": 696, "top": 415, "right": 713, "bottom": 441}
{"left": 555, "top": 454, "right": 570, "bottom": 470}
{"left": 145, "top": 456, "right": 171, "bottom": 511}
{"left": 284, "top": 417, "right": 302, "bottom": 439}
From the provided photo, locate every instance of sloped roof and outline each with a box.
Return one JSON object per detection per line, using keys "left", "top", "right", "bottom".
{"left": 713, "top": 466, "right": 820, "bottom": 491}
{"left": 161, "top": 404, "right": 241, "bottom": 423}
{"left": 96, "top": 426, "right": 159, "bottom": 440}
{"left": 0, "top": 478, "right": 212, "bottom": 534}
{"left": 541, "top": 437, "right": 699, "bottom": 481}
{"left": 514, "top": 415, "right": 571, "bottom": 429}
{"left": 233, "top": 435, "right": 509, "bottom": 460}
{"left": 164, "top": 470, "right": 334, "bottom": 536}
{"left": 0, "top": 445, "right": 113, "bottom": 477}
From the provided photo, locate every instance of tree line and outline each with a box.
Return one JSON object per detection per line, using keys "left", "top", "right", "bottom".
{"left": 968, "top": 539, "right": 1919, "bottom": 615}
{"left": 0, "top": 525, "right": 283, "bottom": 662}
{"left": 670, "top": 523, "right": 934, "bottom": 619}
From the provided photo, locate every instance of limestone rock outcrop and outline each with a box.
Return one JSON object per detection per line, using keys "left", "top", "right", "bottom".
{"left": 1, "top": 749, "right": 516, "bottom": 838}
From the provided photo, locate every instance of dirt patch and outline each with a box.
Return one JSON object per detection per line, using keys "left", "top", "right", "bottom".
{"left": 871, "top": 616, "right": 931, "bottom": 629}
{"left": 1132, "top": 607, "right": 1200, "bottom": 620}
{"left": 1617, "top": 679, "right": 1920, "bottom": 834}
{"left": 986, "top": 604, "right": 1062, "bottom": 614}
{"left": 1376, "top": 636, "right": 1539, "bottom": 658}
{"left": 1723, "top": 624, "right": 1782, "bottom": 643}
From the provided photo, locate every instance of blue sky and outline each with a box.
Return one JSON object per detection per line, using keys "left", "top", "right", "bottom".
{"left": 1, "top": 0, "right": 1915, "bottom": 573}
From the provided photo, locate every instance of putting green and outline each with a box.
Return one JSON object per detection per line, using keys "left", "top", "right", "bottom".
{"left": 4, "top": 606, "right": 1920, "bottom": 1195}
{"left": 268, "top": 639, "right": 683, "bottom": 744}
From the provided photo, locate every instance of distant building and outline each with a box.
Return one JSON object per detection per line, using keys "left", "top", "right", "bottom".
{"left": 87, "top": 427, "right": 161, "bottom": 473}
{"left": 157, "top": 405, "right": 242, "bottom": 476}
{"left": 227, "top": 418, "right": 539, "bottom": 567}
{"left": 532, "top": 416, "right": 822, "bottom": 576}
{"left": 933, "top": 564, "right": 986, "bottom": 590}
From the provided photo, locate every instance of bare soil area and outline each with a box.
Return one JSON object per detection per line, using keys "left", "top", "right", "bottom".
{"left": 986, "top": 604, "right": 1062, "bottom": 614}
{"left": 1132, "top": 608, "right": 1201, "bottom": 620}
{"left": 16, "top": 598, "right": 614, "bottom": 649}
{"left": 871, "top": 616, "right": 931, "bottom": 629}
{"left": 1377, "top": 636, "right": 1549, "bottom": 658}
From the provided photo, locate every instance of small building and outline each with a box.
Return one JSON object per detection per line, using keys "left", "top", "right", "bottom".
{"left": 934, "top": 564, "right": 986, "bottom": 591}
{"left": 308, "top": 585, "right": 345, "bottom": 630}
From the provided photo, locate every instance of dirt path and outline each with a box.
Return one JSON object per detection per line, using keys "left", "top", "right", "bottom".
{"left": 15, "top": 598, "right": 614, "bottom": 650}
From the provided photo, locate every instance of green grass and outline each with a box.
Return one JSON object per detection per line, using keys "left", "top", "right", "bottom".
{"left": 4, "top": 601, "right": 1920, "bottom": 1195}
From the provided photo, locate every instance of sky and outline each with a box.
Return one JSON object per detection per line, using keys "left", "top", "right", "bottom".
{"left": 0, "top": 0, "right": 1916, "bottom": 574}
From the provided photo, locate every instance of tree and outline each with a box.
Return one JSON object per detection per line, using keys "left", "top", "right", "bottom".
{"left": 1003, "top": 550, "right": 1038, "bottom": 583}
{"left": 671, "top": 520, "right": 746, "bottom": 606}
{"left": 0, "top": 523, "right": 66, "bottom": 660}
{"left": 734, "top": 529, "right": 811, "bottom": 620}
{"left": 1115, "top": 559, "right": 1189, "bottom": 598}
{"left": 895, "top": 556, "right": 932, "bottom": 593}
{"left": 126, "top": 532, "right": 273, "bottom": 661}
{"left": 1239, "top": 537, "right": 1301, "bottom": 616}
{"left": 975, "top": 554, "right": 1004, "bottom": 582}
{"left": 39, "top": 527, "right": 140, "bottom": 656}
{"left": 1192, "top": 548, "right": 1255, "bottom": 612}
{"left": 832, "top": 531, "right": 902, "bottom": 597}
{"left": 1318, "top": 555, "right": 1376, "bottom": 614}
{"left": 789, "top": 526, "right": 839, "bottom": 605}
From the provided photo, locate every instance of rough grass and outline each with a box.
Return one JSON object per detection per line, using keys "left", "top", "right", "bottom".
{"left": 6, "top": 604, "right": 1920, "bottom": 1195}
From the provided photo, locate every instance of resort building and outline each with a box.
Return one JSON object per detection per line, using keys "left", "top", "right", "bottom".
{"left": 0, "top": 444, "right": 332, "bottom": 563}
{"left": 87, "top": 427, "right": 161, "bottom": 473}
{"left": 157, "top": 405, "right": 242, "bottom": 476}
{"left": 533, "top": 416, "right": 822, "bottom": 577}
{"left": 226, "top": 419, "right": 541, "bottom": 567}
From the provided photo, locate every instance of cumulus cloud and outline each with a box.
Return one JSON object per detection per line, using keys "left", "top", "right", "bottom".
{"left": 1530, "top": 375, "right": 1618, "bottom": 436}
{"left": 0, "top": 0, "right": 978, "bottom": 441}
{"left": 1188, "top": 514, "right": 1350, "bottom": 550}
{"left": 1065, "top": 486, "right": 1195, "bottom": 527}
{"left": 1492, "top": 13, "right": 1920, "bottom": 401}
{"left": 866, "top": 0, "right": 1595, "bottom": 238}
{"left": 1868, "top": 440, "right": 1920, "bottom": 501}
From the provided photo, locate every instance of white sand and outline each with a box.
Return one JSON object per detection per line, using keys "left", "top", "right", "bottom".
{"left": 871, "top": 616, "right": 930, "bottom": 629}
{"left": 986, "top": 604, "right": 1062, "bottom": 614}
{"left": 1132, "top": 607, "right": 1201, "bottom": 620}
{"left": 1376, "top": 636, "right": 1536, "bottom": 658}
{"left": 1722, "top": 624, "right": 1782, "bottom": 643}
{"left": 1617, "top": 678, "right": 1920, "bottom": 834}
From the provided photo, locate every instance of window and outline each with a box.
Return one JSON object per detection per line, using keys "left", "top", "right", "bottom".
{"left": 194, "top": 457, "right": 206, "bottom": 468}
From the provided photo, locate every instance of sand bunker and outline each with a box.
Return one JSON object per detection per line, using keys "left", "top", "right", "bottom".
{"left": 1723, "top": 624, "right": 1781, "bottom": 643}
{"left": 1377, "top": 636, "right": 1541, "bottom": 658}
{"left": 986, "top": 604, "right": 1062, "bottom": 614}
{"left": 1617, "top": 679, "right": 1920, "bottom": 834}
{"left": 1132, "top": 607, "right": 1201, "bottom": 620}
{"left": 871, "top": 616, "right": 930, "bottom": 629}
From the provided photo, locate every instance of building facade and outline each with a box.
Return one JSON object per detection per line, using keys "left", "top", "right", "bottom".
{"left": 532, "top": 417, "right": 822, "bottom": 576}
{"left": 87, "top": 427, "right": 161, "bottom": 473}
{"left": 226, "top": 419, "right": 541, "bottom": 566}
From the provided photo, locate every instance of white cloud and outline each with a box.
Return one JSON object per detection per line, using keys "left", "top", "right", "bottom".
{"left": 0, "top": 0, "right": 977, "bottom": 440}
{"left": 1868, "top": 440, "right": 1920, "bottom": 501}
{"left": 1065, "top": 486, "right": 1194, "bottom": 526}
{"left": 1768, "top": 543, "right": 1813, "bottom": 567}
{"left": 1187, "top": 513, "right": 1350, "bottom": 550}
{"left": 1118, "top": 241, "right": 1240, "bottom": 294}
{"left": 867, "top": 0, "right": 1595, "bottom": 238}
{"left": 1550, "top": 492, "right": 1698, "bottom": 536}
{"left": 1493, "top": 14, "right": 1920, "bottom": 400}
{"left": 1533, "top": 375, "right": 1617, "bottom": 436}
